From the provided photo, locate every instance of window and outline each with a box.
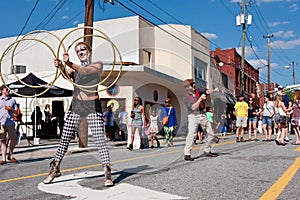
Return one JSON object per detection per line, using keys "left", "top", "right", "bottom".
{"left": 142, "top": 49, "right": 151, "bottom": 66}
{"left": 194, "top": 57, "right": 207, "bottom": 81}
{"left": 222, "top": 73, "right": 228, "bottom": 88}
{"left": 11, "top": 65, "right": 26, "bottom": 74}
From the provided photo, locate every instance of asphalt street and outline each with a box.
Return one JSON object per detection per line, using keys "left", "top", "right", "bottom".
{"left": 1, "top": 133, "right": 300, "bottom": 200}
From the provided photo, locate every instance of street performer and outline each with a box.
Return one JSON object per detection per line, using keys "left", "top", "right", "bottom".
{"left": 43, "top": 42, "right": 114, "bottom": 187}
{"left": 182, "top": 79, "right": 219, "bottom": 161}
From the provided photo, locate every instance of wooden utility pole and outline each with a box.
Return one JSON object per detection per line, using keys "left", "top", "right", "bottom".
{"left": 263, "top": 34, "right": 273, "bottom": 91}
{"left": 240, "top": 0, "right": 246, "bottom": 96}
{"left": 78, "top": 0, "right": 94, "bottom": 148}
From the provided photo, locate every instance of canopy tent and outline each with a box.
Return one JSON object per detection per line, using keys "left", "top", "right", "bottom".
{"left": 5, "top": 72, "right": 73, "bottom": 142}
{"left": 7, "top": 72, "right": 73, "bottom": 97}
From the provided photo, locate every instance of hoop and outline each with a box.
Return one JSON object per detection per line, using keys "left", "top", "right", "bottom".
{"left": 0, "top": 38, "right": 57, "bottom": 98}
{"left": 57, "top": 26, "right": 122, "bottom": 93}
{"left": 10, "top": 30, "right": 66, "bottom": 88}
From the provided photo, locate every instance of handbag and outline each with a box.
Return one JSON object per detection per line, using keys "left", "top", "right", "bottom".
{"left": 130, "top": 110, "right": 135, "bottom": 118}
{"left": 162, "top": 108, "right": 172, "bottom": 125}
{"left": 274, "top": 113, "right": 280, "bottom": 123}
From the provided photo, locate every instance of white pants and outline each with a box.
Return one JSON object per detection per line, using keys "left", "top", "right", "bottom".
{"left": 184, "top": 114, "right": 215, "bottom": 155}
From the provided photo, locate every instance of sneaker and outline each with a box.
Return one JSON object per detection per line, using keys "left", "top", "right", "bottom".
{"left": 240, "top": 138, "right": 245, "bottom": 142}
{"left": 127, "top": 143, "right": 133, "bottom": 150}
{"left": 7, "top": 157, "right": 19, "bottom": 163}
{"left": 236, "top": 138, "right": 240, "bottom": 143}
{"left": 184, "top": 155, "right": 194, "bottom": 161}
{"left": 0, "top": 160, "right": 7, "bottom": 165}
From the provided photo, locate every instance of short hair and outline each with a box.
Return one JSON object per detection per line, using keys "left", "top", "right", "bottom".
{"left": 1, "top": 85, "right": 7, "bottom": 91}
{"left": 74, "top": 42, "right": 92, "bottom": 52}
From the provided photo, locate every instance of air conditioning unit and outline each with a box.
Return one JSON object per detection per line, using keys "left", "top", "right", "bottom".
{"left": 11, "top": 65, "right": 26, "bottom": 74}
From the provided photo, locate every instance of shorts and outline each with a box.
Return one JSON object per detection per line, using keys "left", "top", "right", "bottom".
{"left": 279, "top": 115, "right": 288, "bottom": 128}
{"left": 249, "top": 117, "right": 258, "bottom": 123}
{"left": 262, "top": 116, "right": 273, "bottom": 127}
{"left": 236, "top": 116, "right": 248, "bottom": 128}
{"left": 0, "top": 125, "right": 17, "bottom": 140}
{"left": 220, "top": 126, "right": 227, "bottom": 133}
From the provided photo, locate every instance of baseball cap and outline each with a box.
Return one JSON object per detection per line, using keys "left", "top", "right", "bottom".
{"left": 182, "top": 79, "right": 194, "bottom": 87}
{"left": 278, "top": 85, "right": 284, "bottom": 89}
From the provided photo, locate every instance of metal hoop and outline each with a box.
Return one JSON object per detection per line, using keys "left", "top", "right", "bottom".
{"left": 57, "top": 26, "right": 122, "bottom": 93}
{"left": 0, "top": 38, "right": 57, "bottom": 98}
{"left": 10, "top": 30, "right": 65, "bottom": 88}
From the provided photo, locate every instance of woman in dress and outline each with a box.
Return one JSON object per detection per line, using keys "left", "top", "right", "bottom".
{"left": 128, "top": 96, "right": 145, "bottom": 150}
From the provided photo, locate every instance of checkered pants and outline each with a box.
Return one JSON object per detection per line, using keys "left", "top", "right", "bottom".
{"left": 55, "top": 111, "right": 110, "bottom": 165}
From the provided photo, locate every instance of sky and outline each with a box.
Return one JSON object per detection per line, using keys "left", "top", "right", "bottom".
{"left": 1, "top": 0, "right": 299, "bottom": 87}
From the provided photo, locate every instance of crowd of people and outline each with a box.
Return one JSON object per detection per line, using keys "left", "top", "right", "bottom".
{"left": 232, "top": 85, "right": 300, "bottom": 147}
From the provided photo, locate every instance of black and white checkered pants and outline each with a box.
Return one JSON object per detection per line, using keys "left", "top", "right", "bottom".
{"left": 55, "top": 111, "right": 110, "bottom": 165}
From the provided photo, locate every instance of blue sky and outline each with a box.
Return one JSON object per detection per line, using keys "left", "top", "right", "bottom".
{"left": 1, "top": 0, "right": 299, "bottom": 86}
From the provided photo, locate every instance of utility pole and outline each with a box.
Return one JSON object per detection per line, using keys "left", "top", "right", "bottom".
{"left": 291, "top": 61, "right": 298, "bottom": 85}
{"left": 236, "top": 0, "right": 252, "bottom": 96}
{"left": 263, "top": 34, "right": 273, "bottom": 91}
{"left": 78, "top": 0, "right": 95, "bottom": 148}
{"left": 240, "top": 0, "right": 246, "bottom": 96}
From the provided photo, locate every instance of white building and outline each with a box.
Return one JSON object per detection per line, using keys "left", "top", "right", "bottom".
{"left": 0, "top": 16, "right": 219, "bottom": 136}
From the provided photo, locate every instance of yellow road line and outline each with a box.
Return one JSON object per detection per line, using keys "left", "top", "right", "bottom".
{"left": 259, "top": 156, "right": 300, "bottom": 200}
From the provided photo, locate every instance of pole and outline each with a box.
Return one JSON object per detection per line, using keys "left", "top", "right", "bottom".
{"left": 78, "top": 0, "right": 94, "bottom": 148}
{"left": 240, "top": 0, "right": 246, "bottom": 96}
{"left": 263, "top": 34, "right": 273, "bottom": 91}
{"left": 292, "top": 61, "right": 295, "bottom": 85}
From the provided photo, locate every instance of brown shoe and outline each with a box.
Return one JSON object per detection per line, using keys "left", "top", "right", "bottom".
{"left": 184, "top": 155, "right": 194, "bottom": 161}
{"left": 0, "top": 160, "right": 7, "bottom": 165}
{"left": 8, "top": 157, "right": 19, "bottom": 163}
{"left": 205, "top": 152, "right": 219, "bottom": 157}
{"left": 43, "top": 159, "right": 61, "bottom": 184}
{"left": 104, "top": 165, "right": 114, "bottom": 187}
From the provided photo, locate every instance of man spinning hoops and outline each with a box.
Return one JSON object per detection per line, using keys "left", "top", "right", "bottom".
{"left": 43, "top": 42, "right": 113, "bottom": 187}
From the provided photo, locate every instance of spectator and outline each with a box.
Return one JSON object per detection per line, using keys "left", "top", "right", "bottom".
{"left": 248, "top": 96, "right": 261, "bottom": 141}
{"left": 160, "top": 98, "right": 177, "bottom": 147}
{"left": 274, "top": 93, "right": 291, "bottom": 145}
{"left": 103, "top": 105, "right": 116, "bottom": 141}
{"left": 261, "top": 94, "right": 275, "bottom": 141}
{"left": 216, "top": 114, "right": 227, "bottom": 140}
{"left": 0, "top": 85, "right": 19, "bottom": 165}
{"left": 290, "top": 91, "right": 300, "bottom": 145}
{"left": 148, "top": 109, "right": 160, "bottom": 148}
{"left": 31, "top": 106, "right": 43, "bottom": 125}
{"left": 193, "top": 125, "right": 204, "bottom": 144}
{"left": 128, "top": 96, "right": 145, "bottom": 150}
{"left": 234, "top": 95, "right": 249, "bottom": 142}
{"left": 277, "top": 85, "right": 292, "bottom": 142}
{"left": 44, "top": 104, "right": 52, "bottom": 124}
{"left": 117, "top": 105, "right": 128, "bottom": 141}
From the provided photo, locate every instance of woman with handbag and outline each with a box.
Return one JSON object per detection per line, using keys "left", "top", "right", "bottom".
{"left": 274, "top": 93, "right": 292, "bottom": 145}
{"left": 160, "top": 98, "right": 177, "bottom": 147}
{"left": 127, "top": 97, "right": 145, "bottom": 150}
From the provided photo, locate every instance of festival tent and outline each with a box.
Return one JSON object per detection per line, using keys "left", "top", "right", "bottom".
{"left": 5, "top": 72, "right": 73, "bottom": 142}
